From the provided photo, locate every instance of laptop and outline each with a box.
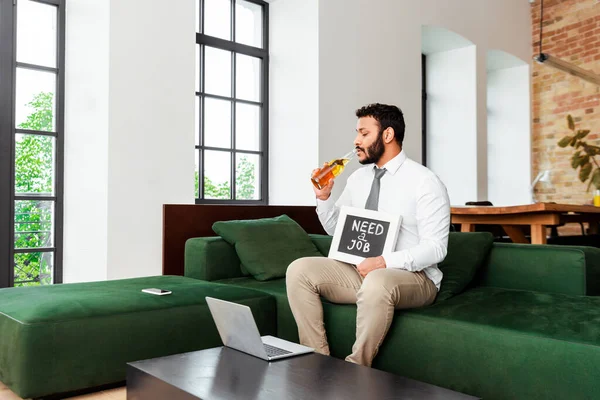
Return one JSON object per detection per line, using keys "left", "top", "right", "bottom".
{"left": 205, "top": 296, "right": 314, "bottom": 361}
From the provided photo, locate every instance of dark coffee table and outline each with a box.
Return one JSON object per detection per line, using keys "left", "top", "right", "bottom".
{"left": 127, "top": 347, "right": 478, "bottom": 399}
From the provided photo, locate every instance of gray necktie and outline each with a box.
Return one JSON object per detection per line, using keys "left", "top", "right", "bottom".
{"left": 364, "top": 167, "right": 387, "bottom": 211}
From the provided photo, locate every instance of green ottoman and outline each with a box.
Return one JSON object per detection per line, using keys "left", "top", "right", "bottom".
{"left": 0, "top": 275, "right": 276, "bottom": 399}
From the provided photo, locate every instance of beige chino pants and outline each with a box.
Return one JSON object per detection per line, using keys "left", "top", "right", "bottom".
{"left": 286, "top": 257, "right": 437, "bottom": 367}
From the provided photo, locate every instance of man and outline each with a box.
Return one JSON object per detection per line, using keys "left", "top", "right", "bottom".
{"left": 286, "top": 103, "right": 451, "bottom": 367}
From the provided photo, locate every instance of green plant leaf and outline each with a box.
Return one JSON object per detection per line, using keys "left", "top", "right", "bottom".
{"left": 576, "top": 130, "right": 591, "bottom": 140}
{"left": 580, "top": 162, "right": 592, "bottom": 183}
{"left": 571, "top": 151, "right": 582, "bottom": 168}
{"left": 567, "top": 114, "right": 575, "bottom": 131}
{"left": 592, "top": 169, "right": 600, "bottom": 191}
{"left": 558, "top": 136, "right": 573, "bottom": 148}
{"left": 581, "top": 155, "right": 590, "bottom": 166}
{"left": 570, "top": 137, "right": 578, "bottom": 147}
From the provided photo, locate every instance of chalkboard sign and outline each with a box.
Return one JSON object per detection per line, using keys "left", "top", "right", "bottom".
{"left": 328, "top": 206, "right": 402, "bottom": 265}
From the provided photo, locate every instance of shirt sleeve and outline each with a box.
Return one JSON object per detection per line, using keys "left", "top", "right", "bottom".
{"left": 382, "top": 175, "right": 450, "bottom": 271}
{"left": 316, "top": 177, "right": 353, "bottom": 236}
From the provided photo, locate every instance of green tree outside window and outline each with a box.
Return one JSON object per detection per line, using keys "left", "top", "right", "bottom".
{"left": 195, "top": 156, "right": 257, "bottom": 200}
{"left": 14, "top": 92, "right": 54, "bottom": 286}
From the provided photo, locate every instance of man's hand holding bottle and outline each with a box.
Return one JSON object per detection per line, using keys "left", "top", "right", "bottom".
{"left": 311, "top": 149, "right": 357, "bottom": 201}
{"left": 313, "top": 163, "right": 334, "bottom": 201}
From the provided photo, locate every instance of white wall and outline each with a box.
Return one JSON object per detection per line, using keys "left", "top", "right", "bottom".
{"left": 269, "top": 0, "right": 319, "bottom": 205}
{"left": 64, "top": 0, "right": 110, "bottom": 283}
{"left": 64, "top": 0, "right": 195, "bottom": 282}
{"left": 420, "top": 0, "right": 531, "bottom": 63}
{"left": 426, "top": 46, "right": 478, "bottom": 205}
{"left": 420, "top": 0, "right": 531, "bottom": 204}
{"left": 106, "top": 0, "right": 195, "bottom": 280}
{"left": 487, "top": 65, "right": 531, "bottom": 205}
{"left": 268, "top": 0, "right": 531, "bottom": 205}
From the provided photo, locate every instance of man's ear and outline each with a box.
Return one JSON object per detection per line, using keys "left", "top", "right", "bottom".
{"left": 384, "top": 128, "right": 395, "bottom": 143}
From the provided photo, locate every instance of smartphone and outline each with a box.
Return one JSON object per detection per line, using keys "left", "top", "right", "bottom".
{"left": 141, "top": 288, "right": 172, "bottom": 296}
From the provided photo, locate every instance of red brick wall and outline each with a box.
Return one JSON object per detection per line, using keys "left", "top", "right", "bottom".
{"left": 531, "top": 0, "right": 600, "bottom": 207}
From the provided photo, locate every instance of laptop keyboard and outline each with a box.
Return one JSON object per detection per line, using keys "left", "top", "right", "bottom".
{"left": 263, "top": 343, "right": 292, "bottom": 357}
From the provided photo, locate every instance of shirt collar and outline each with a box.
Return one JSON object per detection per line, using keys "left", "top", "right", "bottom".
{"left": 377, "top": 150, "right": 406, "bottom": 176}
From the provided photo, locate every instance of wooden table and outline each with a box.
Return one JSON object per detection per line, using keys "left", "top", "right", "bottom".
{"left": 451, "top": 203, "right": 600, "bottom": 244}
{"left": 127, "top": 347, "right": 477, "bottom": 399}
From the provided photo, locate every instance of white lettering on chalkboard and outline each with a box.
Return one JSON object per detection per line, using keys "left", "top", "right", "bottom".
{"left": 347, "top": 240, "right": 371, "bottom": 253}
{"left": 352, "top": 220, "right": 385, "bottom": 235}
{"left": 329, "top": 206, "right": 401, "bottom": 265}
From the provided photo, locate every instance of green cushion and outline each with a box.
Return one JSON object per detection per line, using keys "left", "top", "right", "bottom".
{"left": 418, "top": 287, "right": 600, "bottom": 344}
{"left": 0, "top": 276, "right": 276, "bottom": 399}
{"left": 436, "top": 232, "right": 494, "bottom": 302}
{"left": 212, "top": 214, "right": 323, "bottom": 281}
{"left": 476, "top": 243, "right": 589, "bottom": 295}
{"left": 309, "top": 233, "right": 333, "bottom": 256}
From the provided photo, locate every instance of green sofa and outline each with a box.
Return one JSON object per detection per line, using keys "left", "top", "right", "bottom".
{"left": 0, "top": 276, "right": 277, "bottom": 399}
{"left": 2, "top": 231, "right": 600, "bottom": 399}
{"left": 185, "top": 233, "right": 600, "bottom": 400}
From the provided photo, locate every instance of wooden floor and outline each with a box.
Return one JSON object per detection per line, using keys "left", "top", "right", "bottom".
{"left": 0, "top": 381, "right": 125, "bottom": 400}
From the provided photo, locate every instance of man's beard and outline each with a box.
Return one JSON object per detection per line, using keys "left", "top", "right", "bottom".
{"left": 357, "top": 130, "right": 385, "bottom": 165}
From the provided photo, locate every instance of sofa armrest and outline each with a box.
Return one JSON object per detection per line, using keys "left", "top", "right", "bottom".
{"left": 475, "top": 243, "right": 600, "bottom": 296}
{"left": 309, "top": 234, "right": 332, "bottom": 256}
{"left": 184, "top": 237, "right": 244, "bottom": 281}
{"left": 558, "top": 245, "right": 600, "bottom": 295}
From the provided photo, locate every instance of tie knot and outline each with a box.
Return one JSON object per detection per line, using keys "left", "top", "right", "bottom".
{"left": 374, "top": 168, "right": 386, "bottom": 180}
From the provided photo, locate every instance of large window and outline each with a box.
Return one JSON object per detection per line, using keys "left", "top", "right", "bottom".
{"left": 195, "top": 0, "right": 269, "bottom": 203}
{"left": 0, "top": 0, "right": 65, "bottom": 287}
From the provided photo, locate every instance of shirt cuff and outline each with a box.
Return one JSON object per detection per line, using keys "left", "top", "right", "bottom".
{"left": 316, "top": 196, "right": 335, "bottom": 213}
{"left": 382, "top": 251, "right": 415, "bottom": 271}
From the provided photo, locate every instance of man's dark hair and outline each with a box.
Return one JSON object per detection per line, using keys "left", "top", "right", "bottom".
{"left": 355, "top": 103, "right": 405, "bottom": 145}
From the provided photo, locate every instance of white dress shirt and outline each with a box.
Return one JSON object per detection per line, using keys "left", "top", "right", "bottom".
{"left": 316, "top": 150, "right": 451, "bottom": 290}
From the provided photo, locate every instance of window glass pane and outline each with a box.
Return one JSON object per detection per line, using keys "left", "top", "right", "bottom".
{"left": 196, "top": 0, "right": 201, "bottom": 33}
{"left": 15, "top": 68, "right": 56, "bottom": 132}
{"left": 204, "top": 98, "right": 231, "bottom": 148}
{"left": 204, "top": 0, "right": 231, "bottom": 41}
{"left": 196, "top": 96, "right": 201, "bottom": 146}
{"left": 14, "top": 252, "right": 54, "bottom": 287}
{"left": 236, "top": 103, "right": 260, "bottom": 151}
{"left": 205, "top": 47, "right": 231, "bottom": 97}
{"left": 236, "top": 54, "right": 260, "bottom": 102}
{"left": 14, "top": 200, "right": 54, "bottom": 249}
{"left": 15, "top": 134, "right": 55, "bottom": 195}
{"left": 204, "top": 150, "right": 231, "bottom": 199}
{"left": 16, "top": 0, "right": 57, "bottom": 68}
{"left": 196, "top": 44, "right": 201, "bottom": 93}
{"left": 236, "top": 154, "right": 260, "bottom": 200}
{"left": 195, "top": 151, "right": 200, "bottom": 198}
{"left": 235, "top": 0, "right": 262, "bottom": 48}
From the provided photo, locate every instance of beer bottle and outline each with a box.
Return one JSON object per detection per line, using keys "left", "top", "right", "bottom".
{"left": 311, "top": 149, "right": 357, "bottom": 190}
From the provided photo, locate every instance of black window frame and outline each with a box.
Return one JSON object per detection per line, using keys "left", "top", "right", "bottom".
{"left": 0, "top": 0, "right": 66, "bottom": 288}
{"left": 195, "top": 0, "right": 269, "bottom": 205}
{"left": 421, "top": 53, "right": 427, "bottom": 167}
